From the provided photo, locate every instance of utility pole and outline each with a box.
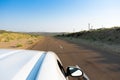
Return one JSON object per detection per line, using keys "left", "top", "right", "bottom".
{"left": 88, "top": 23, "right": 91, "bottom": 30}
{"left": 102, "top": 25, "right": 104, "bottom": 28}
{"left": 91, "top": 26, "right": 93, "bottom": 30}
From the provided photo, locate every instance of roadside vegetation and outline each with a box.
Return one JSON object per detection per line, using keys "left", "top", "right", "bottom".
{"left": 56, "top": 27, "right": 120, "bottom": 54}
{"left": 0, "top": 30, "right": 42, "bottom": 49}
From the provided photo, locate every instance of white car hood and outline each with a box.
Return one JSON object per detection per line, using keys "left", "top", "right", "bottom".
{"left": 0, "top": 49, "right": 66, "bottom": 80}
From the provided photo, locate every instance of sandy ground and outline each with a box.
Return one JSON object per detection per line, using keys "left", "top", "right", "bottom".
{"left": 29, "top": 37, "right": 120, "bottom": 80}
{"left": 0, "top": 38, "right": 43, "bottom": 49}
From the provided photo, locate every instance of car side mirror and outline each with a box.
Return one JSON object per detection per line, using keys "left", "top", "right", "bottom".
{"left": 66, "top": 66, "right": 83, "bottom": 77}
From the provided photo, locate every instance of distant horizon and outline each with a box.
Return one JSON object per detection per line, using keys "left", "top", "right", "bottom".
{"left": 0, "top": 0, "right": 120, "bottom": 32}
{"left": 0, "top": 26, "right": 119, "bottom": 33}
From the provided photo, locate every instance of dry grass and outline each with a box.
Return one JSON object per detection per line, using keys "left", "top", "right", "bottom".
{"left": 57, "top": 27, "right": 120, "bottom": 45}
{"left": 0, "top": 32, "right": 43, "bottom": 49}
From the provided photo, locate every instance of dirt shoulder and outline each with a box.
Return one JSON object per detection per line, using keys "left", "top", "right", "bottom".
{"left": 57, "top": 37, "right": 120, "bottom": 56}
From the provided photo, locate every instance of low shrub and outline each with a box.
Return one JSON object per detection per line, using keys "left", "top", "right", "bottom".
{"left": 16, "top": 44, "right": 23, "bottom": 47}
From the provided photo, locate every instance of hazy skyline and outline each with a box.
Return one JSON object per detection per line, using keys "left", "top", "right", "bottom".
{"left": 0, "top": 0, "right": 120, "bottom": 32}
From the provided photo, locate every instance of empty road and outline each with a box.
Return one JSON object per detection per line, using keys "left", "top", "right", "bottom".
{"left": 29, "top": 37, "right": 120, "bottom": 80}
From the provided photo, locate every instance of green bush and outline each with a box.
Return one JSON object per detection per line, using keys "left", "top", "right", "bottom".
{"left": 16, "top": 44, "right": 23, "bottom": 47}
{"left": 27, "top": 40, "right": 33, "bottom": 44}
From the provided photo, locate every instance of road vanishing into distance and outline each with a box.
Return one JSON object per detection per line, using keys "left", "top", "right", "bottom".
{"left": 29, "top": 37, "right": 120, "bottom": 80}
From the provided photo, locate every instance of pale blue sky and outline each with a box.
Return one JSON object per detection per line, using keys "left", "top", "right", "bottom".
{"left": 0, "top": 0, "right": 120, "bottom": 32}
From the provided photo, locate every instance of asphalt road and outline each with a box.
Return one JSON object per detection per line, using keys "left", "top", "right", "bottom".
{"left": 29, "top": 37, "right": 120, "bottom": 80}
